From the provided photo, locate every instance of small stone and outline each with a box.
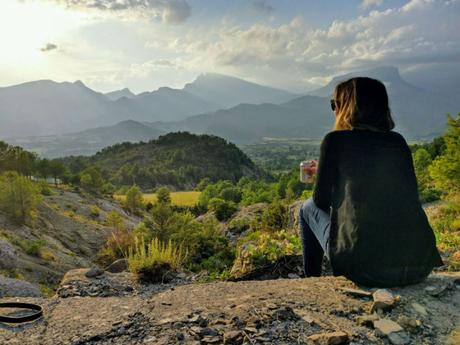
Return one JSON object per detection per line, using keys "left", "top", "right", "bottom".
{"left": 201, "top": 327, "right": 219, "bottom": 337}
{"left": 105, "top": 259, "right": 128, "bottom": 273}
{"left": 373, "top": 319, "right": 403, "bottom": 335}
{"left": 85, "top": 266, "right": 104, "bottom": 278}
{"left": 175, "top": 332, "right": 185, "bottom": 341}
{"left": 307, "top": 331, "right": 349, "bottom": 344}
{"left": 201, "top": 335, "right": 221, "bottom": 343}
{"left": 288, "top": 273, "right": 300, "bottom": 279}
{"left": 387, "top": 331, "right": 411, "bottom": 345}
{"left": 176, "top": 272, "right": 187, "bottom": 279}
{"left": 223, "top": 330, "right": 243, "bottom": 344}
{"left": 411, "top": 302, "right": 428, "bottom": 316}
{"left": 371, "top": 289, "right": 395, "bottom": 312}
{"left": 356, "top": 313, "right": 379, "bottom": 327}
{"left": 396, "top": 315, "right": 422, "bottom": 331}
{"left": 425, "top": 285, "right": 448, "bottom": 297}
{"left": 266, "top": 302, "right": 278, "bottom": 309}
{"left": 339, "top": 287, "right": 372, "bottom": 297}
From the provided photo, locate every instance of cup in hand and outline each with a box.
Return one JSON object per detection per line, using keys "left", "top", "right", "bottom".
{"left": 300, "top": 160, "right": 318, "bottom": 183}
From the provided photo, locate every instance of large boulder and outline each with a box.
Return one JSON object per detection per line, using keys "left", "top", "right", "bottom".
{"left": 0, "top": 276, "right": 42, "bottom": 297}
{"left": 0, "top": 239, "right": 18, "bottom": 270}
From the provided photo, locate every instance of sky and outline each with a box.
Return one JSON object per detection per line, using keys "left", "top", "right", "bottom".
{"left": 0, "top": 0, "right": 459, "bottom": 93}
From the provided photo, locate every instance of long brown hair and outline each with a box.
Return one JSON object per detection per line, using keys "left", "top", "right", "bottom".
{"left": 333, "top": 77, "right": 395, "bottom": 131}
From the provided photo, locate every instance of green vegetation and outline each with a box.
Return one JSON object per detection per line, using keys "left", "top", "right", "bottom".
{"left": 0, "top": 172, "right": 42, "bottom": 224}
{"left": 124, "top": 185, "right": 144, "bottom": 215}
{"left": 127, "top": 238, "right": 185, "bottom": 282}
{"left": 60, "top": 132, "right": 268, "bottom": 190}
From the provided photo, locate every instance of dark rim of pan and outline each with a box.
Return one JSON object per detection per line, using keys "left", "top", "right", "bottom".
{"left": 0, "top": 302, "right": 43, "bottom": 323}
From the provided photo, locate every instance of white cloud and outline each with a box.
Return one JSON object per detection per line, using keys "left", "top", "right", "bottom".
{"left": 361, "top": 0, "right": 384, "bottom": 9}
{"left": 150, "top": 0, "right": 459, "bottom": 90}
{"left": 40, "top": 0, "right": 191, "bottom": 23}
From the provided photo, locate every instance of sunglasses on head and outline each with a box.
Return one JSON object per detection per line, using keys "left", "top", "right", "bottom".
{"left": 330, "top": 99, "right": 338, "bottom": 111}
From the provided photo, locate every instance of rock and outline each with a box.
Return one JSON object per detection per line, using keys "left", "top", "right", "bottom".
{"left": 425, "top": 285, "right": 448, "bottom": 297}
{"left": 371, "top": 289, "right": 395, "bottom": 312}
{"left": 411, "top": 302, "right": 428, "bottom": 316}
{"left": 387, "top": 331, "right": 411, "bottom": 345}
{"left": 105, "top": 259, "right": 128, "bottom": 273}
{"left": 396, "top": 315, "right": 422, "bottom": 331}
{"left": 339, "top": 287, "right": 372, "bottom": 297}
{"left": 0, "top": 276, "right": 42, "bottom": 297}
{"left": 202, "top": 335, "right": 221, "bottom": 343}
{"left": 223, "top": 330, "right": 243, "bottom": 344}
{"left": 272, "top": 306, "right": 299, "bottom": 321}
{"left": 0, "top": 239, "right": 18, "bottom": 270}
{"left": 373, "top": 319, "right": 403, "bottom": 335}
{"left": 288, "top": 273, "right": 300, "bottom": 279}
{"left": 307, "top": 331, "right": 349, "bottom": 344}
{"left": 85, "top": 266, "right": 104, "bottom": 278}
{"left": 356, "top": 313, "right": 379, "bottom": 327}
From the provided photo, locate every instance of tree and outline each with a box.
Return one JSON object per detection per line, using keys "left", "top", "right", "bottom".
{"left": 156, "top": 186, "right": 171, "bottom": 205}
{"left": 429, "top": 114, "right": 460, "bottom": 193}
{"left": 0, "top": 172, "right": 42, "bottom": 224}
{"left": 80, "top": 167, "right": 104, "bottom": 194}
{"left": 125, "top": 185, "right": 144, "bottom": 215}
{"left": 413, "top": 148, "right": 432, "bottom": 190}
{"left": 49, "top": 160, "right": 66, "bottom": 186}
{"left": 208, "top": 198, "right": 237, "bottom": 221}
{"left": 37, "top": 159, "right": 51, "bottom": 180}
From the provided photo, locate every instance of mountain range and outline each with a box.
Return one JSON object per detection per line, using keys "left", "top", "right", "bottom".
{"left": 3, "top": 66, "right": 459, "bottom": 157}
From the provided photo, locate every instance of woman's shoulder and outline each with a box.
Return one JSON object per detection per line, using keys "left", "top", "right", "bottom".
{"left": 322, "top": 129, "right": 407, "bottom": 143}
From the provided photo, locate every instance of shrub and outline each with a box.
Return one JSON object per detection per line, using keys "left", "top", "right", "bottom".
{"left": 261, "top": 201, "right": 288, "bottom": 232}
{"left": 0, "top": 172, "right": 42, "bottom": 224}
{"left": 79, "top": 167, "right": 104, "bottom": 194}
{"left": 124, "top": 185, "right": 144, "bottom": 215}
{"left": 25, "top": 239, "right": 46, "bottom": 256}
{"left": 208, "top": 198, "right": 237, "bottom": 221}
{"left": 156, "top": 186, "right": 171, "bottom": 204}
{"left": 90, "top": 205, "right": 101, "bottom": 219}
{"left": 38, "top": 181, "right": 53, "bottom": 196}
{"left": 127, "top": 238, "right": 185, "bottom": 282}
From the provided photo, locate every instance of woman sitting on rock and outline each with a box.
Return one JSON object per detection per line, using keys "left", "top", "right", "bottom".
{"left": 298, "top": 77, "right": 443, "bottom": 287}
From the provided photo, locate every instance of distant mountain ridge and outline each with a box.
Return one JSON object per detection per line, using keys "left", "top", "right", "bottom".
{"left": 105, "top": 88, "right": 136, "bottom": 101}
{"left": 0, "top": 73, "right": 297, "bottom": 138}
{"left": 4, "top": 66, "right": 459, "bottom": 157}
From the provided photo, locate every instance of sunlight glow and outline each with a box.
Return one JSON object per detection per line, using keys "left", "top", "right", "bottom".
{"left": 0, "top": 0, "right": 86, "bottom": 66}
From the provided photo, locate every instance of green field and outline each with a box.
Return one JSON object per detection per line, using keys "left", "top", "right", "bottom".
{"left": 115, "top": 191, "right": 201, "bottom": 207}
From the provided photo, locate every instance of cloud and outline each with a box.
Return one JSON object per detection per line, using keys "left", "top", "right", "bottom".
{"left": 43, "top": 0, "right": 191, "bottom": 23}
{"left": 361, "top": 0, "right": 384, "bottom": 9}
{"left": 251, "top": 0, "right": 274, "bottom": 14}
{"left": 40, "top": 43, "right": 58, "bottom": 52}
{"left": 159, "top": 0, "right": 459, "bottom": 90}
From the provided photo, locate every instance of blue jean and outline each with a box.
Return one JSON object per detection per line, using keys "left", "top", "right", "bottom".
{"left": 299, "top": 198, "right": 331, "bottom": 276}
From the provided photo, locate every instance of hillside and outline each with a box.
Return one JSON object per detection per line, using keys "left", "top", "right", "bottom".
{"left": 0, "top": 189, "right": 140, "bottom": 291}
{"left": 62, "top": 132, "right": 268, "bottom": 190}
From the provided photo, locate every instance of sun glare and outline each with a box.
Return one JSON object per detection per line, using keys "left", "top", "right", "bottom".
{"left": 0, "top": 0, "right": 85, "bottom": 65}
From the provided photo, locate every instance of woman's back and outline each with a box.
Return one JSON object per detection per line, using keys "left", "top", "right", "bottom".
{"left": 315, "top": 129, "right": 443, "bottom": 287}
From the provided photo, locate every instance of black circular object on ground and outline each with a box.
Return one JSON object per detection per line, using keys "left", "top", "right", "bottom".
{"left": 0, "top": 302, "right": 43, "bottom": 323}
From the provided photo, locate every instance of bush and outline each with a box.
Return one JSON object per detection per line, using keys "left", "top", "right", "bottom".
{"left": 208, "top": 198, "right": 237, "bottom": 221}
{"left": 38, "top": 181, "right": 53, "bottom": 196}
{"left": 156, "top": 187, "right": 171, "bottom": 204}
{"left": 124, "top": 185, "right": 144, "bottom": 215}
{"left": 0, "top": 172, "right": 42, "bottom": 224}
{"left": 90, "top": 205, "right": 101, "bottom": 219}
{"left": 127, "top": 238, "right": 185, "bottom": 282}
{"left": 25, "top": 239, "right": 46, "bottom": 256}
{"left": 261, "top": 201, "right": 288, "bottom": 232}
{"left": 79, "top": 167, "right": 104, "bottom": 194}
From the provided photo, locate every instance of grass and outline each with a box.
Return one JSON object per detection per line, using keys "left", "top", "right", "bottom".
{"left": 115, "top": 191, "right": 201, "bottom": 207}
{"left": 127, "top": 237, "right": 185, "bottom": 282}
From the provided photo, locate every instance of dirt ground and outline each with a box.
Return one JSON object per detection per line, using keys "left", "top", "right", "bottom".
{"left": 0, "top": 271, "right": 459, "bottom": 345}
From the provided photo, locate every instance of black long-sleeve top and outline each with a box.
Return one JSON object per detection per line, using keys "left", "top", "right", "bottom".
{"left": 313, "top": 129, "right": 443, "bottom": 287}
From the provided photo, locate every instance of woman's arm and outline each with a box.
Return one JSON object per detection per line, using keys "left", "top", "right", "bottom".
{"left": 313, "top": 133, "right": 336, "bottom": 211}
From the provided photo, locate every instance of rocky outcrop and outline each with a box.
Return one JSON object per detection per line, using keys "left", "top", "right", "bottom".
{"left": 1, "top": 272, "right": 458, "bottom": 344}
{"left": 0, "top": 239, "right": 18, "bottom": 270}
{"left": 0, "top": 276, "right": 42, "bottom": 297}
